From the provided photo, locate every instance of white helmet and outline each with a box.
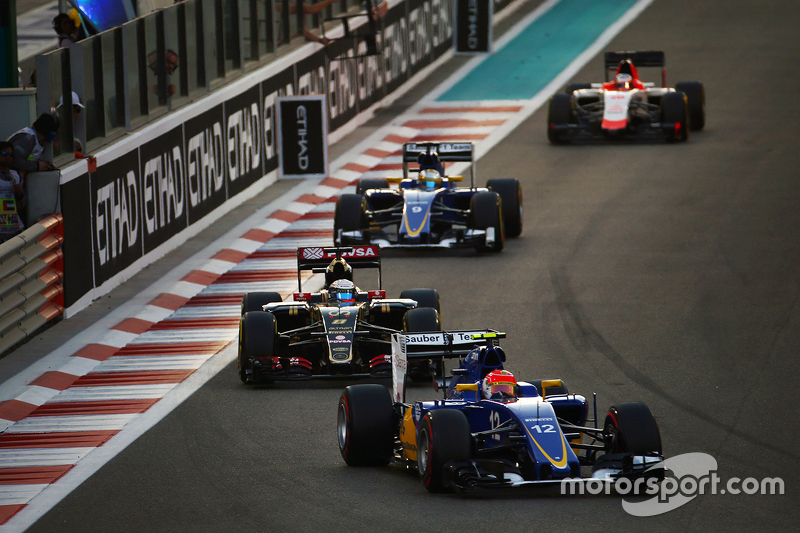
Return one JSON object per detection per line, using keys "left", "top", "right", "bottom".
{"left": 329, "top": 279, "right": 356, "bottom": 303}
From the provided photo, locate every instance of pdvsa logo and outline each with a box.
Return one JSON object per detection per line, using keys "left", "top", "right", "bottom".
{"left": 337, "top": 246, "right": 377, "bottom": 257}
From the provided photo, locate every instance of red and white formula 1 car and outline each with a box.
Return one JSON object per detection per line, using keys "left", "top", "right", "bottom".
{"left": 547, "top": 50, "right": 705, "bottom": 143}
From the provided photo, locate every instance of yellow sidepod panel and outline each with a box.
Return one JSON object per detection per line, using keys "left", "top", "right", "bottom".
{"left": 400, "top": 408, "right": 418, "bottom": 461}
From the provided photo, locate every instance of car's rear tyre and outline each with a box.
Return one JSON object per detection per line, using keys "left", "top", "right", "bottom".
{"left": 417, "top": 409, "right": 472, "bottom": 493}
{"left": 470, "top": 191, "right": 504, "bottom": 253}
{"left": 399, "top": 288, "right": 441, "bottom": 315}
{"left": 675, "top": 81, "right": 705, "bottom": 131}
{"left": 334, "top": 193, "right": 368, "bottom": 245}
{"left": 604, "top": 402, "right": 662, "bottom": 455}
{"left": 662, "top": 91, "right": 689, "bottom": 142}
{"left": 355, "top": 178, "right": 389, "bottom": 196}
{"left": 565, "top": 82, "right": 591, "bottom": 93}
{"left": 547, "top": 93, "right": 574, "bottom": 144}
{"left": 486, "top": 178, "right": 523, "bottom": 238}
{"left": 338, "top": 384, "right": 395, "bottom": 466}
{"left": 403, "top": 307, "right": 442, "bottom": 382}
{"left": 530, "top": 379, "right": 569, "bottom": 398}
{"left": 241, "top": 292, "right": 283, "bottom": 315}
{"left": 403, "top": 307, "right": 441, "bottom": 332}
{"left": 238, "top": 311, "right": 278, "bottom": 384}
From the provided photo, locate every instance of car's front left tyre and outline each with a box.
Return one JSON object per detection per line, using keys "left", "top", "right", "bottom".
{"left": 338, "top": 384, "right": 395, "bottom": 466}
{"left": 417, "top": 409, "right": 472, "bottom": 492}
{"left": 604, "top": 402, "right": 662, "bottom": 456}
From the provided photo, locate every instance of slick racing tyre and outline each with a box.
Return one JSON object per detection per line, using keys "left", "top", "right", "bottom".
{"left": 338, "top": 384, "right": 395, "bottom": 466}
{"left": 333, "top": 193, "right": 368, "bottom": 246}
{"left": 604, "top": 402, "right": 662, "bottom": 456}
{"left": 675, "top": 81, "right": 705, "bottom": 131}
{"left": 662, "top": 91, "right": 689, "bottom": 142}
{"left": 238, "top": 311, "right": 278, "bottom": 384}
{"left": 547, "top": 93, "right": 574, "bottom": 144}
{"left": 403, "top": 307, "right": 442, "bottom": 382}
{"left": 400, "top": 288, "right": 441, "bottom": 315}
{"left": 417, "top": 409, "right": 472, "bottom": 493}
{"left": 355, "top": 178, "right": 389, "bottom": 196}
{"left": 241, "top": 292, "right": 283, "bottom": 315}
{"left": 564, "top": 82, "right": 591, "bottom": 93}
{"left": 403, "top": 307, "right": 441, "bottom": 333}
{"left": 469, "top": 191, "right": 504, "bottom": 253}
{"left": 486, "top": 178, "right": 523, "bottom": 238}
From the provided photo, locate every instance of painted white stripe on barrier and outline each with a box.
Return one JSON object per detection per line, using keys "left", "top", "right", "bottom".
{"left": 310, "top": 203, "right": 336, "bottom": 212}
{"left": 164, "top": 282, "right": 208, "bottom": 299}
{"left": 0, "top": 448, "right": 95, "bottom": 467}
{"left": 257, "top": 238, "right": 331, "bottom": 250}
{"left": 97, "top": 356, "right": 214, "bottom": 372}
{"left": 10, "top": 386, "right": 58, "bottom": 407}
{"left": 281, "top": 219, "right": 334, "bottom": 230}
{"left": 406, "top": 112, "right": 518, "bottom": 121}
{"left": 4, "top": 415, "right": 138, "bottom": 433}
{"left": 233, "top": 258, "right": 298, "bottom": 270}
{"left": 198, "top": 282, "right": 299, "bottom": 294}
{"left": 135, "top": 306, "right": 176, "bottom": 324}
{"left": 170, "top": 306, "right": 241, "bottom": 318}
{"left": 256, "top": 219, "right": 293, "bottom": 234}
{"left": 227, "top": 238, "right": 266, "bottom": 254}
{"left": 57, "top": 358, "right": 102, "bottom": 378}
{"left": 197, "top": 259, "right": 241, "bottom": 275}
{"left": 47, "top": 385, "right": 177, "bottom": 402}
{"left": 96, "top": 330, "right": 140, "bottom": 348}
{"left": 314, "top": 185, "right": 341, "bottom": 198}
{"left": 129, "top": 329, "right": 237, "bottom": 343}
{"left": 0, "top": 486, "right": 51, "bottom": 506}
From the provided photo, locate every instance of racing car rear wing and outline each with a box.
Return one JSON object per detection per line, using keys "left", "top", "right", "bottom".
{"left": 296, "top": 246, "right": 382, "bottom": 289}
{"left": 401, "top": 142, "right": 477, "bottom": 188}
{"left": 391, "top": 330, "right": 505, "bottom": 402}
{"left": 604, "top": 50, "right": 667, "bottom": 87}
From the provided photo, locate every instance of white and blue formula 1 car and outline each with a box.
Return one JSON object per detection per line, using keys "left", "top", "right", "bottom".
{"left": 337, "top": 331, "right": 664, "bottom": 492}
{"left": 548, "top": 50, "right": 705, "bottom": 143}
{"left": 333, "top": 142, "right": 522, "bottom": 253}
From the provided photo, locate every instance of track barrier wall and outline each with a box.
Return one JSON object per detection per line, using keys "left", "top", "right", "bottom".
{"left": 0, "top": 215, "right": 65, "bottom": 356}
{"left": 29, "top": 0, "right": 513, "bottom": 322}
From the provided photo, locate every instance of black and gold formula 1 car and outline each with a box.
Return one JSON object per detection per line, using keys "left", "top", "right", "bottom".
{"left": 237, "top": 246, "right": 443, "bottom": 384}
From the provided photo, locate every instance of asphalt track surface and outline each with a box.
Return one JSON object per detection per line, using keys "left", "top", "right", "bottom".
{"left": 17, "top": 0, "right": 800, "bottom": 530}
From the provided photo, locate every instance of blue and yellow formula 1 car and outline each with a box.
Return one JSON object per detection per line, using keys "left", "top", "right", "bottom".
{"left": 337, "top": 332, "right": 664, "bottom": 492}
{"left": 333, "top": 142, "right": 522, "bottom": 253}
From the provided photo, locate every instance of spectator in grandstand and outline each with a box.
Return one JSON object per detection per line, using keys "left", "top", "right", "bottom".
{"left": 0, "top": 141, "right": 25, "bottom": 242}
{"left": 7, "top": 113, "right": 59, "bottom": 176}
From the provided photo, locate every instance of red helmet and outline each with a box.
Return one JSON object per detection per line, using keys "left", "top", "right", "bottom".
{"left": 482, "top": 369, "right": 517, "bottom": 399}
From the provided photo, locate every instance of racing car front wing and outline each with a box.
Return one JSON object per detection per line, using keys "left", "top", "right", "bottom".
{"left": 442, "top": 453, "right": 664, "bottom": 492}
{"left": 336, "top": 227, "right": 498, "bottom": 249}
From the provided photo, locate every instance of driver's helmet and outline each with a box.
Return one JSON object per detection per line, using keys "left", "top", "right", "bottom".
{"left": 482, "top": 369, "right": 517, "bottom": 400}
{"left": 329, "top": 279, "right": 356, "bottom": 303}
{"left": 615, "top": 72, "right": 634, "bottom": 90}
{"left": 420, "top": 169, "right": 440, "bottom": 190}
